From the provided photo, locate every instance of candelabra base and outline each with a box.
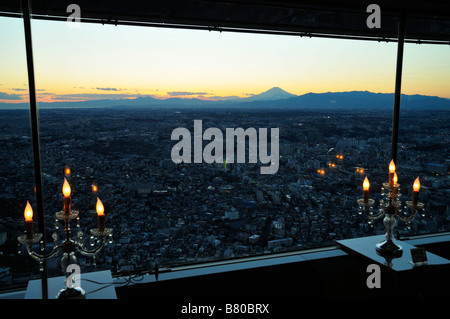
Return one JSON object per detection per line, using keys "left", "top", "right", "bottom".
{"left": 375, "top": 239, "right": 403, "bottom": 257}
{"left": 56, "top": 286, "right": 86, "bottom": 299}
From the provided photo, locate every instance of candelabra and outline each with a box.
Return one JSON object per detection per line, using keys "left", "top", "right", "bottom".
{"left": 18, "top": 177, "right": 112, "bottom": 299}
{"left": 357, "top": 160, "right": 424, "bottom": 257}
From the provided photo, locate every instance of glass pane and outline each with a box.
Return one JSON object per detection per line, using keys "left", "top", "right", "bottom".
{"left": 396, "top": 43, "right": 450, "bottom": 236}
{"left": 0, "top": 16, "right": 41, "bottom": 291}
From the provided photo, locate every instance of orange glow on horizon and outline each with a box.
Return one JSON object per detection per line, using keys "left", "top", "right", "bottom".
{"left": 2, "top": 82, "right": 450, "bottom": 104}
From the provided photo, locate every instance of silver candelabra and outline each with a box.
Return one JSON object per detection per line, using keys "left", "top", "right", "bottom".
{"left": 357, "top": 161, "right": 424, "bottom": 257}
{"left": 18, "top": 177, "right": 112, "bottom": 299}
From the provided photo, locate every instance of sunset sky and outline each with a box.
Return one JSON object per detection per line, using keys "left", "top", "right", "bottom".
{"left": 1, "top": 16, "right": 449, "bottom": 104}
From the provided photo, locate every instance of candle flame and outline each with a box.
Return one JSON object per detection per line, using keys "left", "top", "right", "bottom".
{"left": 413, "top": 177, "right": 420, "bottom": 192}
{"left": 62, "top": 178, "right": 71, "bottom": 197}
{"left": 96, "top": 197, "right": 104, "bottom": 216}
{"left": 92, "top": 183, "right": 98, "bottom": 193}
{"left": 24, "top": 201, "right": 33, "bottom": 221}
{"left": 389, "top": 159, "right": 396, "bottom": 173}
{"left": 65, "top": 166, "right": 71, "bottom": 176}
{"left": 363, "top": 177, "right": 370, "bottom": 191}
{"left": 393, "top": 172, "right": 398, "bottom": 184}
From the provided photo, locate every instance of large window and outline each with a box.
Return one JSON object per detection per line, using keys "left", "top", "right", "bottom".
{"left": 0, "top": 14, "right": 448, "bottom": 291}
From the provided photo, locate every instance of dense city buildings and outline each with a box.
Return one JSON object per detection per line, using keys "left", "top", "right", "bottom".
{"left": 0, "top": 107, "right": 448, "bottom": 288}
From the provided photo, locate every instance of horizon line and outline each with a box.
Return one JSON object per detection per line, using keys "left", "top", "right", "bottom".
{"left": 1, "top": 88, "right": 449, "bottom": 105}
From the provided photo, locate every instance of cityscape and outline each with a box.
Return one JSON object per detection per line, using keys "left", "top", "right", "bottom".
{"left": 0, "top": 105, "right": 449, "bottom": 289}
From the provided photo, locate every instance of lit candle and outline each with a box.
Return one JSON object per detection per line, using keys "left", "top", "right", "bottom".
{"left": 65, "top": 165, "right": 71, "bottom": 177}
{"left": 393, "top": 172, "right": 398, "bottom": 185}
{"left": 92, "top": 183, "right": 98, "bottom": 194}
{"left": 363, "top": 176, "right": 370, "bottom": 204}
{"left": 389, "top": 159, "right": 396, "bottom": 186}
{"left": 412, "top": 177, "right": 420, "bottom": 205}
{"left": 96, "top": 197, "right": 105, "bottom": 232}
{"left": 62, "top": 178, "right": 71, "bottom": 216}
{"left": 24, "top": 201, "right": 34, "bottom": 239}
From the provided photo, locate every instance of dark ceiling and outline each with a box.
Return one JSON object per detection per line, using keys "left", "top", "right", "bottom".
{"left": 1, "top": 0, "right": 450, "bottom": 43}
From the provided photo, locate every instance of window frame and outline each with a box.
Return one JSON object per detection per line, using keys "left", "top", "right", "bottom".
{"left": 8, "top": 1, "right": 446, "bottom": 299}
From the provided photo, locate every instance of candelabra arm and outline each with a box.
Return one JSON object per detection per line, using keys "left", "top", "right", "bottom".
{"left": 25, "top": 243, "right": 63, "bottom": 262}
{"left": 366, "top": 209, "right": 385, "bottom": 220}
{"left": 357, "top": 199, "right": 385, "bottom": 220}
{"left": 73, "top": 239, "right": 105, "bottom": 257}
{"left": 72, "top": 228, "right": 112, "bottom": 257}
{"left": 395, "top": 210, "right": 417, "bottom": 223}
{"left": 18, "top": 232, "right": 64, "bottom": 262}
{"left": 396, "top": 201, "right": 424, "bottom": 223}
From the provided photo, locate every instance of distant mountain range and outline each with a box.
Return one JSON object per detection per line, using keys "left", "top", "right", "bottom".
{"left": 238, "top": 87, "right": 298, "bottom": 102}
{"left": 1, "top": 87, "right": 449, "bottom": 110}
